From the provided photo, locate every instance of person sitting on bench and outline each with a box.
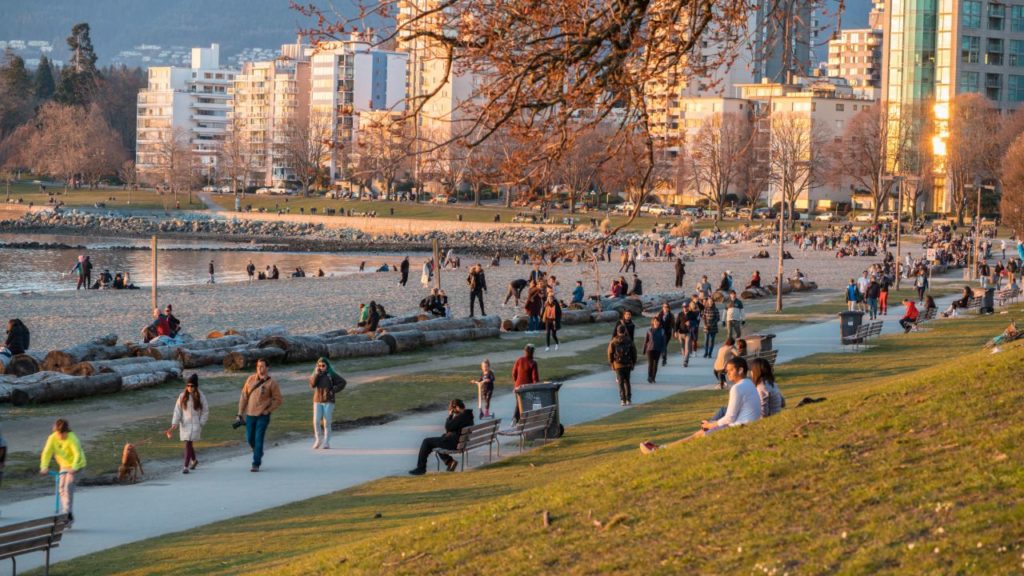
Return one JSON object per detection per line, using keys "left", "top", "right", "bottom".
{"left": 408, "top": 399, "right": 474, "bottom": 475}
{"left": 899, "top": 299, "right": 920, "bottom": 332}
{"left": 942, "top": 285, "right": 974, "bottom": 317}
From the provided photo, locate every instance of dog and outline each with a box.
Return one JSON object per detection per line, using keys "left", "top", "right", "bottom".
{"left": 117, "top": 443, "right": 143, "bottom": 484}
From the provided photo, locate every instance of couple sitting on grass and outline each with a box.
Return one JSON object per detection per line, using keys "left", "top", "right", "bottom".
{"left": 640, "top": 356, "right": 784, "bottom": 454}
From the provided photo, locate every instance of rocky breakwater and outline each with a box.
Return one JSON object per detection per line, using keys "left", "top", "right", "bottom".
{"left": 0, "top": 210, "right": 625, "bottom": 254}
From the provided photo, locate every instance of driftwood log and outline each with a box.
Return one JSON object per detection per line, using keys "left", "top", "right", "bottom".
{"left": 378, "top": 312, "right": 430, "bottom": 328}
{"left": 0, "top": 351, "right": 44, "bottom": 376}
{"left": 420, "top": 326, "right": 501, "bottom": 346}
{"left": 377, "top": 331, "right": 426, "bottom": 354}
{"left": 323, "top": 340, "right": 391, "bottom": 359}
{"left": 377, "top": 315, "right": 501, "bottom": 334}
{"left": 599, "top": 298, "right": 643, "bottom": 316}
{"left": 66, "top": 356, "right": 157, "bottom": 376}
{"left": 122, "top": 371, "right": 177, "bottom": 391}
{"left": 176, "top": 344, "right": 250, "bottom": 369}
{"left": 502, "top": 316, "right": 529, "bottom": 332}
{"left": 10, "top": 372, "right": 124, "bottom": 406}
{"left": 137, "top": 335, "right": 249, "bottom": 360}
{"left": 592, "top": 310, "right": 621, "bottom": 323}
{"left": 224, "top": 346, "right": 286, "bottom": 371}
{"left": 205, "top": 325, "right": 288, "bottom": 340}
{"left": 100, "top": 359, "right": 181, "bottom": 378}
{"left": 41, "top": 333, "right": 122, "bottom": 371}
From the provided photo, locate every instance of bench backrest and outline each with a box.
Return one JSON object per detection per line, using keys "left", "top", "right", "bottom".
{"left": 868, "top": 322, "right": 883, "bottom": 337}
{"left": 0, "top": 515, "right": 69, "bottom": 562}
{"left": 455, "top": 420, "right": 501, "bottom": 451}
{"left": 922, "top": 308, "right": 937, "bottom": 320}
{"left": 744, "top": 349, "right": 779, "bottom": 366}
{"left": 518, "top": 405, "right": 557, "bottom": 437}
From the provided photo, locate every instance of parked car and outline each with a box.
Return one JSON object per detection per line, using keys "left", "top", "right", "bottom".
{"left": 814, "top": 212, "right": 837, "bottom": 222}
{"left": 738, "top": 207, "right": 753, "bottom": 219}
{"left": 704, "top": 209, "right": 720, "bottom": 220}
{"left": 648, "top": 205, "right": 670, "bottom": 216}
{"left": 723, "top": 207, "right": 737, "bottom": 218}
{"left": 854, "top": 212, "right": 874, "bottom": 222}
{"left": 753, "top": 208, "right": 775, "bottom": 219}
{"left": 683, "top": 207, "right": 704, "bottom": 218}
{"left": 430, "top": 195, "right": 455, "bottom": 204}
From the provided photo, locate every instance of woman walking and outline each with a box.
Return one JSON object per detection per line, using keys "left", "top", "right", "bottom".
{"left": 701, "top": 297, "right": 720, "bottom": 358}
{"left": 676, "top": 301, "right": 700, "bottom": 367}
{"left": 542, "top": 294, "right": 560, "bottom": 351}
{"left": 165, "top": 374, "right": 209, "bottom": 473}
{"left": 39, "top": 418, "right": 86, "bottom": 527}
{"left": 309, "top": 357, "right": 346, "bottom": 449}
{"left": 643, "top": 317, "right": 667, "bottom": 383}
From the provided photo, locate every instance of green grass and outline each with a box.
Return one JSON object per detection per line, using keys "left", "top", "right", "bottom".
{"left": 1, "top": 182, "right": 205, "bottom": 211}
{"left": 51, "top": 302, "right": 1024, "bottom": 575}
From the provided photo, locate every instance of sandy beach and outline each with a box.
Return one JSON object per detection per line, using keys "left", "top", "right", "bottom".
{"left": 2, "top": 240, "right": 898, "bottom": 352}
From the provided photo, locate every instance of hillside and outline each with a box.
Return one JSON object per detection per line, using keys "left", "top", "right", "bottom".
{"left": 59, "top": 306, "right": 1024, "bottom": 575}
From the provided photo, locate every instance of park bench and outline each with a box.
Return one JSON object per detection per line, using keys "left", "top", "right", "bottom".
{"left": 742, "top": 348, "right": 779, "bottom": 368}
{"left": 842, "top": 321, "right": 882, "bottom": 350}
{"left": 997, "top": 286, "right": 1020, "bottom": 306}
{"left": 911, "top": 307, "right": 938, "bottom": 331}
{"left": 498, "top": 405, "right": 558, "bottom": 453}
{"left": 965, "top": 296, "right": 983, "bottom": 313}
{"left": 434, "top": 419, "right": 502, "bottom": 472}
{"left": 0, "top": 514, "right": 71, "bottom": 576}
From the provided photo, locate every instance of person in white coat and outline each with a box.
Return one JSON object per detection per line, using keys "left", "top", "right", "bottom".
{"left": 165, "top": 374, "right": 209, "bottom": 474}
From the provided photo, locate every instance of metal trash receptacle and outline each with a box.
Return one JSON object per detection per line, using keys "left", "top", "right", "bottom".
{"left": 744, "top": 333, "right": 776, "bottom": 354}
{"left": 839, "top": 310, "right": 865, "bottom": 342}
{"left": 981, "top": 287, "right": 995, "bottom": 313}
{"left": 515, "top": 381, "right": 564, "bottom": 440}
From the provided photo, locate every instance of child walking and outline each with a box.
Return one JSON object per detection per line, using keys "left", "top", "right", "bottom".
{"left": 39, "top": 418, "right": 86, "bottom": 527}
{"left": 471, "top": 359, "right": 496, "bottom": 418}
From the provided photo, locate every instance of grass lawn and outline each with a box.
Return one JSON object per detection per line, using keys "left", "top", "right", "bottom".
{"left": 1, "top": 182, "right": 205, "bottom": 211}
{"left": 50, "top": 300, "right": 1024, "bottom": 575}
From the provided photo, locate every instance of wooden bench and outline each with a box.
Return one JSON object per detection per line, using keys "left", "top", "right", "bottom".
{"left": 864, "top": 321, "right": 883, "bottom": 340}
{"left": 997, "top": 286, "right": 1020, "bottom": 306}
{"left": 965, "top": 296, "right": 983, "bottom": 313}
{"left": 434, "top": 419, "right": 501, "bottom": 472}
{"left": 498, "top": 405, "right": 558, "bottom": 453}
{"left": 742, "top": 348, "right": 779, "bottom": 368}
{"left": 912, "top": 307, "right": 938, "bottom": 331}
{"left": 842, "top": 321, "right": 882, "bottom": 349}
{"left": 0, "top": 514, "right": 71, "bottom": 576}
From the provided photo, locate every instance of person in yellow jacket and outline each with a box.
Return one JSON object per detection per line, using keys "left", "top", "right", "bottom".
{"left": 39, "top": 418, "right": 86, "bottom": 524}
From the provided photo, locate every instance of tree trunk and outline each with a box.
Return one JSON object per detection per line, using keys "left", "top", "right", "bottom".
{"left": 10, "top": 372, "right": 124, "bottom": 406}
{"left": 66, "top": 356, "right": 158, "bottom": 376}
{"left": 177, "top": 344, "right": 251, "bottom": 369}
{"left": 224, "top": 346, "right": 286, "bottom": 371}
{"left": 377, "top": 331, "right": 426, "bottom": 353}
{"left": 0, "top": 351, "right": 44, "bottom": 376}
{"left": 324, "top": 340, "right": 391, "bottom": 359}
{"left": 121, "top": 371, "right": 177, "bottom": 391}
{"left": 41, "top": 333, "right": 122, "bottom": 371}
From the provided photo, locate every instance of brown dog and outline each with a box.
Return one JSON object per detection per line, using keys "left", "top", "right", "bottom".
{"left": 117, "top": 443, "right": 143, "bottom": 483}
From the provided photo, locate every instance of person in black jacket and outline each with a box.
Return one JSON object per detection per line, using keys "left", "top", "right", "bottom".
{"left": 612, "top": 310, "right": 636, "bottom": 341}
{"left": 399, "top": 256, "right": 410, "bottom": 286}
{"left": 2, "top": 319, "right": 30, "bottom": 356}
{"left": 410, "top": 399, "right": 474, "bottom": 474}
{"left": 674, "top": 258, "right": 685, "bottom": 288}
{"left": 655, "top": 303, "right": 674, "bottom": 366}
{"left": 467, "top": 264, "right": 488, "bottom": 316}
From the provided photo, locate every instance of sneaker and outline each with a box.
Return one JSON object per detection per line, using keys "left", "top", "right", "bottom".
{"left": 545, "top": 346, "right": 550, "bottom": 352}
{"left": 554, "top": 344, "right": 559, "bottom": 350}
{"left": 620, "top": 400, "right": 626, "bottom": 406}
{"left": 190, "top": 458, "right": 198, "bottom": 470}
{"left": 321, "top": 443, "right": 330, "bottom": 450}
{"left": 250, "top": 465, "right": 260, "bottom": 472}
{"left": 639, "top": 441, "right": 659, "bottom": 454}
{"left": 626, "top": 401, "right": 632, "bottom": 406}
{"left": 312, "top": 439, "right": 321, "bottom": 449}
{"left": 182, "top": 467, "right": 189, "bottom": 474}
{"left": 408, "top": 468, "right": 426, "bottom": 476}
{"left": 445, "top": 459, "right": 458, "bottom": 472}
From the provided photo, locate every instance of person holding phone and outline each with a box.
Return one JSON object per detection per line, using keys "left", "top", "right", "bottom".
{"left": 309, "top": 357, "right": 346, "bottom": 449}
{"left": 236, "top": 359, "right": 283, "bottom": 472}
{"left": 409, "top": 399, "right": 474, "bottom": 475}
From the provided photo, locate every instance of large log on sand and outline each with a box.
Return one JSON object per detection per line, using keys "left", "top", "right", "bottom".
{"left": 0, "top": 351, "right": 44, "bottom": 376}
{"left": 224, "top": 347, "right": 286, "bottom": 371}
{"left": 599, "top": 298, "right": 643, "bottom": 316}
{"left": 257, "top": 336, "right": 328, "bottom": 362}
{"left": 122, "top": 371, "right": 177, "bottom": 391}
{"left": 41, "top": 333, "right": 122, "bottom": 371}
{"left": 420, "top": 326, "right": 501, "bottom": 346}
{"left": 66, "top": 356, "right": 157, "bottom": 376}
{"left": 378, "top": 315, "right": 501, "bottom": 334}
{"left": 324, "top": 340, "right": 391, "bottom": 359}
{"left": 379, "top": 312, "right": 430, "bottom": 328}
{"left": 212, "top": 325, "right": 288, "bottom": 340}
{"left": 137, "top": 335, "right": 249, "bottom": 360}
{"left": 502, "top": 316, "right": 529, "bottom": 332}
{"left": 560, "top": 309, "right": 596, "bottom": 326}
{"left": 376, "top": 331, "right": 426, "bottom": 354}
{"left": 176, "top": 344, "right": 250, "bottom": 369}
{"left": 100, "top": 359, "right": 181, "bottom": 378}
{"left": 10, "top": 372, "right": 123, "bottom": 406}
{"left": 592, "top": 310, "right": 621, "bottom": 323}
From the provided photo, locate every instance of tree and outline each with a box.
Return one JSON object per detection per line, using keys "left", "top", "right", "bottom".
{"left": 947, "top": 93, "right": 999, "bottom": 225}
{"left": 279, "top": 113, "right": 332, "bottom": 196}
{"left": 551, "top": 125, "right": 609, "bottom": 213}
{"left": 0, "top": 51, "right": 34, "bottom": 139}
{"left": 79, "top": 105, "right": 128, "bottom": 188}
{"left": 118, "top": 159, "right": 138, "bottom": 203}
{"left": 684, "top": 112, "right": 750, "bottom": 221}
{"left": 827, "top": 104, "right": 892, "bottom": 222}
{"left": 353, "top": 113, "right": 413, "bottom": 200}
{"left": 20, "top": 103, "right": 90, "bottom": 192}
{"left": 95, "top": 65, "right": 146, "bottom": 153}
{"left": 768, "top": 112, "right": 827, "bottom": 227}
{"left": 34, "top": 55, "right": 56, "bottom": 102}
{"left": 889, "top": 102, "right": 934, "bottom": 223}
{"left": 1000, "top": 133, "right": 1024, "bottom": 239}
{"left": 55, "top": 22, "right": 100, "bottom": 106}
{"left": 148, "top": 127, "right": 194, "bottom": 203}
{"left": 219, "top": 115, "right": 258, "bottom": 194}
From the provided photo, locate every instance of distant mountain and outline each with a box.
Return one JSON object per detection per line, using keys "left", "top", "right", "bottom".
{"left": 0, "top": 0, "right": 366, "bottom": 66}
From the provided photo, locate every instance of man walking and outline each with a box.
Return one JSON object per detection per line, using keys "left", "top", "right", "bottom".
{"left": 726, "top": 291, "right": 744, "bottom": 340}
{"left": 674, "top": 257, "right": 685, "bottom": 288}
{"left": 608, "top": 325, "right": 637, "bottom": 406}
{"left": 207, "top": 260, "right": 216, "bottom": 284}
{"left": 399, "top": 256, "right": 410, "bottom": 287}
{"left": 236, "top": 359, "right": 283, "bottom": 472}
{"left": 246, "top": 260, "right": 256, "bottom": 283}
{"left": 467, "top": 264, "right": 488, "bottom": 316}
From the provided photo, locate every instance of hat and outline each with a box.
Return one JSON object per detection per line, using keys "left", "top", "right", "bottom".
{"left": 187, "top": 373, "right": 199, "bottom": 386}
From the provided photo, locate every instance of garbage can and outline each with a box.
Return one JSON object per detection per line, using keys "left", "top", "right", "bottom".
{"left": 981, "top": 287, "right": 996, "bottom": 314}
{"left": 838, "top": 310, "right": 865, "bottom": 343}
{"left": 515, "top": 381, "right": 564, "bottom": 440}
{"left": 744, "top": 333, "right": 776, "bottom": 354}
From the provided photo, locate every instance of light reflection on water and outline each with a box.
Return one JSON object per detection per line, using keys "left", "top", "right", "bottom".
{"left": 0, "top": 233, "right": 428, "bottom": 293}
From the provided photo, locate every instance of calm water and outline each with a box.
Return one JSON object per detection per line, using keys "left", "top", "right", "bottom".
{"left": 0, "top": 233, "right": 429, "bottom": 293}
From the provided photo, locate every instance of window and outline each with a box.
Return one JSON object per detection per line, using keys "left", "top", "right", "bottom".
{"left": 962, "top": 36, "right": 980, "bottom": 63}
{"left": 835, "top": 103, "right": 845, "bottom": 111}
{"left": 989, "top": 3, "right": 1005, "bottom": 29}
{"left": 986, "top": 73, "right": 1002, "bottom": 101}
{"left": 1013, "top": 6, "right": 1024, "bottom": 31}
{"left": 987, "top": 38, "right": 1004, "bottom": 65}
{"left": 963, "top": 0, "right": 982, "bottom": 28}
{"left": 1010, "top": 75, "right": 1024, "bottom": 101}
{"left": 960, "top": 71, "right": 980, "bottom": 93}
{"left": 1011, "top": 40, "right": 1024, "bottom": 66}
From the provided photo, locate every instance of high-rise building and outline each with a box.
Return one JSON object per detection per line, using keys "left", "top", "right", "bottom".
{"left": 882, "top": 0, "right": 1024, "bottom": 211}
{"left": 136, "top": 44, "right": 238, "bottom": 182}
{"left": 230, "top": 40, "right": 311, "bottom": 187}
{"left": 827, "top": 28, "right": 884, "bottom": 90}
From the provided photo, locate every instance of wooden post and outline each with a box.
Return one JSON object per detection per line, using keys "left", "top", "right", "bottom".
{"left": 433, "top": 238, "right": 442, "bottom": 290}
{"left": 151, "top": 235, "right": 158, "bottom": 310}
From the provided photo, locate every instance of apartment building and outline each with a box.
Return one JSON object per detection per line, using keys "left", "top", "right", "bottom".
{"left": 828, "top": 28, "right": 883, "bottom": 90}
{"left": 230, "top": 40, "right": 311, "bottom": 187}
{"left": 882, "top": 0, "right": 1024, "bottom": 212}
{"left": 136, "top": 44, "right": 237, "bottom": 181}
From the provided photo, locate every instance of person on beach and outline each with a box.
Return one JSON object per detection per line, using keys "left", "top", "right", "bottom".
{"left": 644, "top": 317, "right": 667, "bottom": 383}
{"left": 236, "top": 359, "right": 283, "bottom": 472}
{"left": 357, "top": 303, "right": 369, "bottom": 327}
{"left": 543, "top": 293, "right": 560, "bottom": 351}
{"left": 207, "top": 260, "right": 216, "bottom": 284}
{"left": 421, "top": 259, "right": 432, "bottom": 287}
{"left": 471, "top": 359, "right": 495, "bottom": 419}
{"left": 525, "top": 281, "right": 544, "bottom": 332}
{"left": 271, "top": 265, "right": 280, "bottom": 280}
{"left": 505, "top": 278, "right": 529, "bottom": 307}
{"left": 511, "top": 344, "right": 539, "bottom": 422}
{"left": 865, "top": 276, "right": 880, "bottom": 320}
{"left": 608, "top": 324, "right": 637, "bottom": 406}
{"left": 639, "top": 357, "right": 760, "bottom": 454}
{"left": 164, "top": 304, "right": 182, "bottom": 338}
{"left": 630, "top": 274, "right": 644, "bottom": 296}
{"left": 246, "top": 260, "right": 256, "bottom": 282}
{"left": 365, "top": 300, "right": 382, "bottom": 332}
{"left": 2, "top": 319, "right": 29, "bottom": 357}
{"left": 71, "top": 255, "right": 87, "bottom": 290}
{"left": 142, "top": 308, "right": 172, "bottom": 343}
{"left": 655, "top": 303, "right": 674, "bottom": 367}
{"left": 845, "top": 279, "right": 859, "bottom": 312}
{"left": 309, "top": 357, "right": 346, "bottom": 450}
{"left": 701, "top": 297, "right": 720, "bottom": 358}
{"left": 467, "top": 264, "right": 488, "bottom": 316}
{"left": 165, "top": 374, "right": 209, "bottom": 474}
{"left": 674, "top": 257, "right": 685, "bottom": 288}
{"left": 82, "top": 256, "right": 93, "bottom": 289}
{"left": 571, "top": 280, "right": 585, "bottom": 305}
{"left": 408, "top": 399, "right": 474, "bottom": 475}
{"left": 879, "top": 273, "right": 891, "bottom": 315}
{"left": 399, "top": 256, "right": 410, "bottom": 286}
{"left": 39, "top": 418, "right": 86, "bottom": 527}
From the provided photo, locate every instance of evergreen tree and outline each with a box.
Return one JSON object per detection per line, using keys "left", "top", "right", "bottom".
{"left": 34, "top": 55, "right": 56, "bottom": 102}
{"left": 0, "top": 50, "right": 34, "bottom": 138}
{"left": 55, "top": 22, "right": 100, "bottom": 106}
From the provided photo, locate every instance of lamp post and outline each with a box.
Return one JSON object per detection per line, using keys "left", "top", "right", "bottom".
{"left": 972, "top": 175, "right": 982, "bottom": 280}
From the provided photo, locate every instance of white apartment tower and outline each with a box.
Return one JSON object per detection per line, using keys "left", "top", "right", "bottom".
{"left": 136, "top": 44, "right": 238, "bottom": 181}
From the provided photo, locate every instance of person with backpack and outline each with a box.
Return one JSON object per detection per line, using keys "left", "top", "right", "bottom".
{"left": 608, "top": 325, "right": 637, "bottom": 406}
{"left": 309, "top": 357, "right": 346, "bottom": 450}
{"left": 467, "top": 264, "right": 488, "bottom": 316}
{"left": 643, "top": 317, "right": 667, "bottom": 384}
{"left": 845, "top": 279, "right": 859, "bottom": 311}
{"left": 235, "top": 359, "right": 283, "bottom": 472}
{"left": 165, "top": 374, "right": 210, "bottom": 473}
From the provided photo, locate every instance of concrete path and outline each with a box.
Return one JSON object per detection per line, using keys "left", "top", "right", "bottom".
{"left": 0, "top": 294, "right": 968, "bottom": 572}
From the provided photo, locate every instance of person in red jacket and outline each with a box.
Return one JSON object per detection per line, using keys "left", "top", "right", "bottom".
{"left": 511, "top": 344, "right": 539, "bottom": 423}
{"left": 899, "top": 298, "right": 920, "bottom": 333}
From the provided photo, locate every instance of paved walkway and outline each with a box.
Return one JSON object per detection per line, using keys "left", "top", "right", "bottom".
{"left": 0, "top": 294, "right": 966, "bottom": 571}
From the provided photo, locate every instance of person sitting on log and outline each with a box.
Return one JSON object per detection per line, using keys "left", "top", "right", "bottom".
{"left": 746, "top": 270, "right": 761, "bottom": 290}
{"left": 270, "top": 265, "right": 280, "bottom": 280}
{"left": 142, "top": 308, "right": 173, "bottom": 344}
{"left": 164, "top": 304, "right": 182, "bottom": 338}
{"left": 113, "top": 273, "right": 125, "bottom": 289}
{"left": 2, "top": 318, "right": 29, "bottom": 357}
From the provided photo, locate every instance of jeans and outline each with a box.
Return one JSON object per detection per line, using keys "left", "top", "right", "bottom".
{"left": 614, "top": 366, "right": 632, "bottom": 402}
{"left": 680, "top": 330, "right": 696, "bottom": 365}
{"left": 647, "top": 351, "right": 661, "bottom": 382}
{"left": 727, "top": 320, "right": 742, "bottom": 340}
{"left": 245, "top": 414, "right": 271, "bottom": 467}
{"left": 703, "top": 332, "right": 717, "bottom": 357}
{"left": 470, "top": 290, "right": 485, "bottom": 316}
{"left": 183, "top": 440, "right": 195, "bottom": 468}
{"left": 899, "top": 318, "right": 915, "bottom": 332}
{"left": 59, "top": 470, "right": 76, "bottom": 516}
{"left": 545, "top": 323, "right": 559, "bottom": 346}
{"left": 528, "top": 315, "right": 540, "bottom": 331}
{"left": 313, "top": 402, "right": 334, "bottom": 446}
{"left": 867, "top": 297, "right": 878, "bottom": 319}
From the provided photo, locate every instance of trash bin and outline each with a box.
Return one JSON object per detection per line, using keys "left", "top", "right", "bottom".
{"left": 515, "top": 381, "right": 564, "bottom": 440}
{"left": 981, "top": 287, "right": 995, "bottom": 314}
{"left": 838, "top": 310, "right": 865, "bottom": 342}
{"left": 744, "top": 333, "right": 776, "bottom": 354}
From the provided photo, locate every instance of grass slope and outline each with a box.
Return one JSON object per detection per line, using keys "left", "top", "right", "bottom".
{"left": 55, "top": 307, "right": 1024, "bottom": 575}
